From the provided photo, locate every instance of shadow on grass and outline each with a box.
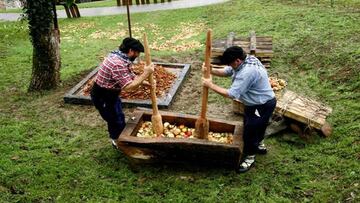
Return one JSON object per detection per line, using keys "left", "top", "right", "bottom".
{"left": 93, "top": 145, "right": 238, "bottom": 176}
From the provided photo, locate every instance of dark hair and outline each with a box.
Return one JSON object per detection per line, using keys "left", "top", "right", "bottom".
{"left": 119, "top": 37, "right": 144, "bottom": 53}
{"left": 220, "top": 46, "right": 247, "bottom": 65}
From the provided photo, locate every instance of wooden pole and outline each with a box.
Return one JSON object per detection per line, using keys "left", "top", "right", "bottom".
{"left": 126, "top": 0, "right": 132, "bottom": 37}
{"left": 143, "top": 33, "right": 163, "bottom": 136}
{"left": 195, "top": 29, "right": 212, "bottom": 139}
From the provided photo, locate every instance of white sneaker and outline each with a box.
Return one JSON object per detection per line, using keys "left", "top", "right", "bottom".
{"left": 238, "top": 155, "right": 255, "bottom": 173}
{"left": 257, "top": 140, "right": 267, "bottom": 154}
{"left": 111, "top": 139, "right": 118, "bottom": 149}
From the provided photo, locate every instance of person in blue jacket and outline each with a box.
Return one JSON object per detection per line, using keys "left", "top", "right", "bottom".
{"left": 202, "top": 46, "right": 276, "bottom": 173}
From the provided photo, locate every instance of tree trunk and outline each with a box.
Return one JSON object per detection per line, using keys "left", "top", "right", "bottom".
{"left": 0, "top": 0, "right": 6, "bottom": 10}
{"left": 28, "top": 28, "right": 61, "bottom": 91}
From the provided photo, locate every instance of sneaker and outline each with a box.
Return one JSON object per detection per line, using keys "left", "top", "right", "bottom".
{"left": 237, "top": 155, "right": 255, "bottom": 173}
{"left": 111, "top": 139, "right": 118, "bottom": 149}
{"left": 257, "top": 141, "right": 267, "bottom": 154}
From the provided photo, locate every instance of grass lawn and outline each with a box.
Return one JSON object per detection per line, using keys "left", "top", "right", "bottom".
{"left": 0, "top": 0, "right": 359, "bottom": 202}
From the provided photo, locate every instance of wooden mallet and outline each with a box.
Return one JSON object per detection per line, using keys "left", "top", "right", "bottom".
{"left": 143, "top": 33, "right": 163, "bottom": 136}
{"left": 195, "top": 29, "right": 212, "bottom": 139}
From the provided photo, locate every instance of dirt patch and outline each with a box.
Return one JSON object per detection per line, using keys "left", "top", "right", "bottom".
{"left": 123, "top": 54, "right": 243, "bottom": 123}
{"left": 58, "top": 53, "right": 242, "bottom": 129}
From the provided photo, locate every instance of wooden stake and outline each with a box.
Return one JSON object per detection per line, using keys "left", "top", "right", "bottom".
{"left": 143, "top": 33, "right": 163, "bottom": 136}
{"left": 195, "top": 30, "right": 212, "bottom": 139}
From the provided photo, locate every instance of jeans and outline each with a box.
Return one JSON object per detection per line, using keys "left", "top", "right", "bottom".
{"left": 90, "top": 83, "right": 125, "bottom": 140}
{"left": 243, "top": 98, "right": 277, "bottom": 155}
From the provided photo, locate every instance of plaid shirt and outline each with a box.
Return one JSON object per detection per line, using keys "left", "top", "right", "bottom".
{"left": 95, "top": 50, "right": 135, "bottom": 89}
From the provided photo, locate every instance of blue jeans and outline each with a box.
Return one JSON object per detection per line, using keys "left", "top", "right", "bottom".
{"left": 90, "top": 83, "right": 125, "bottom": 140}
{"left": 243, "top": 98, "right": 277, "bottom": 155}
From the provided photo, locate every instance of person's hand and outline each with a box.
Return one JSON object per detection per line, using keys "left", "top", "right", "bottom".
{"left": 142, "top": 80, "right": 150, "bottom": 86}
{"left": 143, "top": 79, "right": 156, "bottom": 86}
{"left": 202, "top": 62, "right": 212, "bottom": 75}
{"left": 201, "top": 62, "right": 206, "bottom": 74}
{"left": 144, "top": 63, "right": 155, "bottom": 74}
{"left": 202, "top": 76, "right": 212, "bottom": 88}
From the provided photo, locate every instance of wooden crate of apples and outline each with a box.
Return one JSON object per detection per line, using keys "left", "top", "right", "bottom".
{"left": 136, "top": 121, "right": 233, "bottom": 144}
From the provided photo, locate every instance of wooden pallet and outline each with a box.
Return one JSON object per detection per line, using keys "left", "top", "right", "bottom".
{"left": 232, "top": 90, "right": 333, "bottom": 135}
{"left": 212, "top": 31, "right": 273, "bottom": 68}
{"left": 117, "top": 0, "right": 172, "bottom": 6}
{"left": 117, "top": 109, "right": 243, "bottom": 168}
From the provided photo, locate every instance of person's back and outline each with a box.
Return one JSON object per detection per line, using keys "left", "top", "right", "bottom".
{"left": 225, "top": 55, "right": 274, "bottom": 106}
{"left": 96, "top": 51, "right": 134, "bottom": 90}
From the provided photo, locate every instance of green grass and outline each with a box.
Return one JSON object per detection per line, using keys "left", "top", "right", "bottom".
{"left": 0, "top": 0, "right": 359, "bottom": 202}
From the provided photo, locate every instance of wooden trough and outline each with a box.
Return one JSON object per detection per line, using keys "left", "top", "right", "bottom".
{"left": 212, "top": 31, "right": 273, "bottom": 68}
{"left": 63, "top": 62, "right": 191, "bottom": 108}
{"left": 233, "top": 89, "right": 333, "bottom": 136}
{"left": 116, "top": 109, "right": 244, "bottom": 168}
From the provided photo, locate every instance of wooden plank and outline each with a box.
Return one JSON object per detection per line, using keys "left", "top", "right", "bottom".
{"left": 233, "top": 41, "right": 250, "bottom": 47}
{"left": 262, "top": 62, "right": 271, "bottom": 68}
{"left": 226, "top": 32, "right": 235, "bottom": 48}
{"left": 212, "top": 48, "right": 273, "bottom": 55}
{"left": 256, "top": 45, "right": 273, "bottom": 49}
{"left": 259, "top": 57, "right": 272, "bottom": 62}
{"left": 255, "top": 36, "right": 273, "bottom": 42}
{"left": 233, "top": 90, "right": 332, "bottom": 130}
{"left": 257, "top": 41, "right": 273, "bottom": 45}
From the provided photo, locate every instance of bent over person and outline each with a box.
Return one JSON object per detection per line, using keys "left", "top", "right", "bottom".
{"left": 91, "top": 37, "right": 154, "bottom": 148}
{"left": 202, "top": 46, "right": 276, "bottom": 173}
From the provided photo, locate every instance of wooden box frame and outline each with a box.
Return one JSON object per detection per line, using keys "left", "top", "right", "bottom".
{"left": 63, "top": 62, "right": 191, "bottom": 108}
{"left": 117, "top": 109, "right": 244, "bottom": 168}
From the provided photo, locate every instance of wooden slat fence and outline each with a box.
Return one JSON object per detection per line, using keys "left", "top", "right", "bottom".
{"left": 117, "top": 0, "right": 172, "bottom": 6}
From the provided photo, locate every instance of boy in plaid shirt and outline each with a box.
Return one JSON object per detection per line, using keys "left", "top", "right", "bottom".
{"left": 91, "top": 37, "right": 154, "bottom": 148}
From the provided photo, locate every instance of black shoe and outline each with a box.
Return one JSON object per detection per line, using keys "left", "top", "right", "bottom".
{"left": 237, "top": 155, "right": 255, "bottom": 173}
{"left": 256, "top": 142, "right": 267, "bottom": 154}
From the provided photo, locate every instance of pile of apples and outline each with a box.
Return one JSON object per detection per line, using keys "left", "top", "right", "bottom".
{"left": 269, "top": 77, "right": 287, "bottom": 91}
{"left": 136, "top": 121, "right": 233, "bottom": 144}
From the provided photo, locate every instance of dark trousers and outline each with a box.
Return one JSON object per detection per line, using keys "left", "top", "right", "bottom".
{"left": 243, "top": 98, "right": 276, "bottom": 155}
{"left": 90, "top": 83, "right": 125, "bottom": 140}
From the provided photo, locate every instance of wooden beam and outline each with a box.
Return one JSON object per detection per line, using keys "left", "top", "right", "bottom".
{"left": 226, "top": 32, "right": 235, "bottom": 48}
{"left": 249, "top": 31, "right": 256, "bottom": 56}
